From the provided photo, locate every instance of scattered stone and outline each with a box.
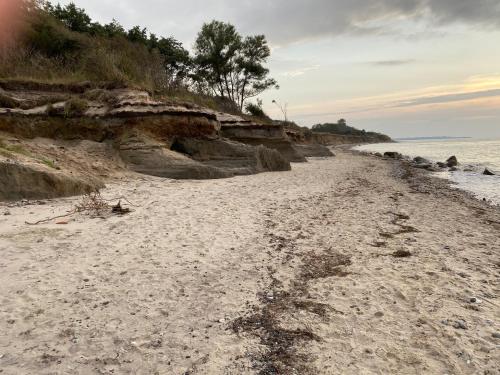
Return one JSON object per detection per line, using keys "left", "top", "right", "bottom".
{"left": 413, "top": 163, "right": 432, "bottom": 170}
{"left": 449, "top": 167, "right": 459, "bottom": 172}
{"left": 384, "top": 151, "right": 402, "bottom": 159}
{"left": 3, "top": 210, "right": 10, "bottom": 216}
{"left": 413, "top": 156, "right": 430, "bottom": 164}
{"left": 483, "top": 168, "right": 495, "bottom": 176}
{"left": 437, "top": 162, "right": 447, "bottom": 168}
{"left": 453, "top": 320, "right": 467, "bottom": 330}
{"left": 446, "top": 156, "right": 458, "bottom": 167}
{"left": 427, "top": 166, "right": 443, "bottom": 172}
{"left": 374, "top": 311, "right": 384, "bottom": 318}
{"left": 374, "top": 152, "right": 383, "bottom": 157}
{"left": 492, "top": 332, "right": 500, "bottom": 339}
{"left": 392, "top": 250, "right": 412, "bottom": 258}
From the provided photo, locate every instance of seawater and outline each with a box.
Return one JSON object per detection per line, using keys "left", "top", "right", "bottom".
{"left": 355, "top": 138, "right": 500, "bottom": 206}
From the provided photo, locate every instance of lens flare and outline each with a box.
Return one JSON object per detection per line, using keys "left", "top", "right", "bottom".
{"left": 0, "top": 0, "right": 28, "bottom": 51}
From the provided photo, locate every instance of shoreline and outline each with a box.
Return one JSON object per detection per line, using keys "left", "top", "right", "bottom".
{"left": 351, "top": 144, "right": 500, "bottom": 208}
{"left": 1, "top": 149, "right": 499, "bottom": 374}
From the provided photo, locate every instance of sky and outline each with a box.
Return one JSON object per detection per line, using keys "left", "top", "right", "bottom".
{"left": 56, "top": 0, "right": 500, "bottom": 138}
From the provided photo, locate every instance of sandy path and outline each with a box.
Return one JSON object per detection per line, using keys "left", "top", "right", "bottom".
{"left": 0, "top": 150, "right": 499, "bottom": 374}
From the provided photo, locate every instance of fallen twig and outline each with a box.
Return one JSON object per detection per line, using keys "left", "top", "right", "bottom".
{"left": 25, "top": 190, "right": 133, "bottom": 225}
{"left": 26, "top": 211, "right": 76, "bottom": 226}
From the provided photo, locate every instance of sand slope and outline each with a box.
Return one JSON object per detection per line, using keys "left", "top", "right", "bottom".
{"left": 0, "top": 150, "right": 498, "bottom": 374}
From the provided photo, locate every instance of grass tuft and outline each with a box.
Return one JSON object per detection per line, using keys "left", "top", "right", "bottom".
{"left": 64, "top": 98, "right": 88, "bottom": 117}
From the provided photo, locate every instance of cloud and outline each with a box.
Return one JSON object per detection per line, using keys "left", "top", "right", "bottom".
{"left": 369, "top": 59, "right": 416, "bottom": 66}
{"left": 58, "top": 0, "right": 500, "bottom": 45}
{"left": 392, "top": 89, "right": 500, "bottom": 107}
{"left": 284, "top": 78, "right": 500, "bottom": 120}
{"left": 281, "top": 65, "right": 320, "bottom": 77}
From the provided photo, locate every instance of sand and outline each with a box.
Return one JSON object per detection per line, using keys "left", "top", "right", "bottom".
{"left": 0, "top": 149, "right": 499, "bottom": 374}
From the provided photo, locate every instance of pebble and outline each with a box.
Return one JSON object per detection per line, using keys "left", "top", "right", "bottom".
{"left": 492, "top": 332, "right": 500, "bottom": 339}
{"left": 453, "top": 320, "right": 467, "bottom": 330}
{"left": 3, "top": 211, "right": 10, "bottom": 216}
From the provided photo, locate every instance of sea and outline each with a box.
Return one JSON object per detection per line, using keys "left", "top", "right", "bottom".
{"left": 354, "top": 138, "right": 500, "bottom": 206}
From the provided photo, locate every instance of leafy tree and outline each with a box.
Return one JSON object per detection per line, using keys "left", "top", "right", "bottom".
{"left": 233, "top": 35, "right": 277, "bottom": 109}
{"left": 90, "top": 19, "right": 126, "bottom": 38}
{"left": 194, "top": 20, "right": 277, "bottom": 109}
{"left": 127, "top": 26, "right": 148, "bottom": 44}
{"left": 194, "top": 21, "right": 241, "bottom": 98}
{"left": 102, "top": 19, "right": 126, "bottom": 38}
{"left": 157, "top": 37, "right": 191, "bottom": 84}
{"left": 312, "top": 119, "right": 387, "bottom": 139}
{"left": 47, "top": 2, "right": 91, "bottom": 33}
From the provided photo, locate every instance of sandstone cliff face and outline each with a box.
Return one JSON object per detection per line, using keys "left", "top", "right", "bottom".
{"left": 0, "top": 88, "right": 220, "bottom": 141}
{"left": 0, "top": 84, "right": 292, "bottom": 199}
{"left": 285, "top": 125, "right": 392, "bottom": 147}
{"left": 0, "top": 161, "right": 103, "bottom": 201}
{"left": 294, "top": 144, "right": 335, "bottom": 158}
{"left": 171, "top": 137, "right": 291, "bottom": 176}
{"left": 217, "top": 113, "right": 306, "bottom": 163}
{"left": 118, "top": 132, "right": 232, "bottom": 180}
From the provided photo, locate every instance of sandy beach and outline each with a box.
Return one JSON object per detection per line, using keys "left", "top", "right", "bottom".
{"left": 0, "top": 149, "right": 499, "bottom": 374}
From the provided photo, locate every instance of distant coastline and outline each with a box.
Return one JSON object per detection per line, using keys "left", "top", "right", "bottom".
{"left": 395, "top": 136, "right": 472, "bottom": 141}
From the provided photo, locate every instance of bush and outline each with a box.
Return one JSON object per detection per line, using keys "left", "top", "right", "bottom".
{"left": 64, "top": 98, "right": 88, "bottom": 116}
{"left": 26, "top": 13, "right": 82, "bottom": 57}
{"left": 245, "top": 101, "right": 269, "bottom": 118}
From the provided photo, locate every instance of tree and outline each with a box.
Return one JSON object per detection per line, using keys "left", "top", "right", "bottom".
{"left": 127, "top": 26, "right": 148, "bottom": 44}
{"left": 194, "top": 20, "right": 277, "bottom": 109}
{"left": 47, "top": 2, "right": 91, "bottom": 33}
{"left": 194, "top": 21, "right": 241, "bottom": 98}
{"left": 102, "top": 19, "right": 126, "bottom": 38}
{"left": 156, "top": 37, "right": 192, "bottom": 85}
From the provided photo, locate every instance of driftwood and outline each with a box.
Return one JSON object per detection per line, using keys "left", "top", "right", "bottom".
{"left": 25, "top": 190, "right": 133, "bottom": 225}
{"left": 111, "top": 201, "right": 131, "bottom": 215}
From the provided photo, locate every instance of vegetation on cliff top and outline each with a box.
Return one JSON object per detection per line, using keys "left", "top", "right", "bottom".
{"left": 312, "top": 119, "right": 391, "bottom": 140}
{"left": 0, "top": 1, "right": 277, "bottom": 112}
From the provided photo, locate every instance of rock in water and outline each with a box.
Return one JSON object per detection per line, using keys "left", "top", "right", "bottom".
{"left": 437, "top": 162, "right": 447, "bottom": 168}
{"left": 413, "top": 156, "right": 430, "bottom": 164}
{"left": 446, "top": 156, "right": 458, "bottom": 167}
{"left": 384, "top": 152, "right": 402, "bottom": 159}
{"left": 483, "top": 168, "right": 495, "bottom": 176}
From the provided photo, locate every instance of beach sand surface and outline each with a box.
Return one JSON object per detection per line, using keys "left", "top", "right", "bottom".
{"left": 0, "top": 150, "right": 499, "bottom": 374}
